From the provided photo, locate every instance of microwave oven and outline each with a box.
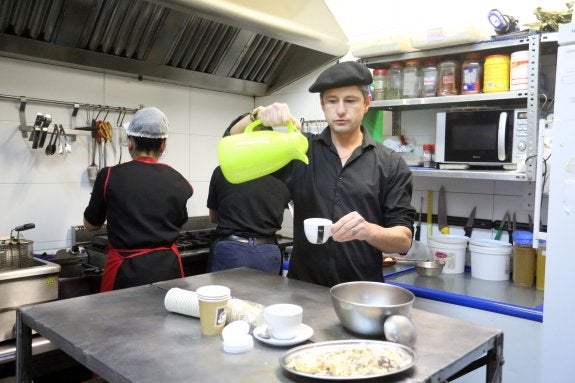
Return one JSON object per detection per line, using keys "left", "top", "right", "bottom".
{"left": 435, "top": 109, "right": 528, "bottom": 169}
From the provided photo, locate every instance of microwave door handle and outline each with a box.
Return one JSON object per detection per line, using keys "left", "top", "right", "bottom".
{"left": 497, "top": 112, "right": 508, "bottom": 161}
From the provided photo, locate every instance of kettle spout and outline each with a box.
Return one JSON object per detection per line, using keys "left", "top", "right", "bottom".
{"left": 294, "top": 152, "right": 309, "bottom": 165}
{"left": 293, "top": 134, "right": 309, "bottom": 165}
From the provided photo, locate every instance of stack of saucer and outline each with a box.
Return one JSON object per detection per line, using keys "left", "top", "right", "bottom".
{"left": 221, "top": 320, "right": 253, "bottom": 354}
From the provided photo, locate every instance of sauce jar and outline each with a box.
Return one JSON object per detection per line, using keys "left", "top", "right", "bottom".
{"left": 422, "top": 59, "right": 438, "bottom": 97}
{"left": 461, "top": 53, "right": 482, "bottom": 94}
{"left": 437, "top": 60, "right": 459, "bottom": 96}
{"left": 372, "top": 68, "right": 387, "bottom": 101}
{"left": 536, "top": 240, "right": 546, "bottom": 290}
{"left": 512, "top": 230, "right": 536, "bottom": 288}
{"left": 402, "top": 60, "right": 421, "bottom": 98}
{"left": 422, "top": 144, "right": 434, "bottom": 167}
{"left": 386, "top": 62, "right": 403, "bottom": 100}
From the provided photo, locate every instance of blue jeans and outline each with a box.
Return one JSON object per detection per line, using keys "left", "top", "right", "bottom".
{"left": 209, "top": 240, "right": 282, "bottom": 274}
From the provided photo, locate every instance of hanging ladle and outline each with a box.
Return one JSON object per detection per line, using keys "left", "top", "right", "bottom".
{"left": 45, "top": 125, "right": 59, "bottom": 156}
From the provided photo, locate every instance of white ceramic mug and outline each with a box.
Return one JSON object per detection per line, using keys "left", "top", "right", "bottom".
{"left": 304, "top": 218, "right": 333, "bottom": 244}
{"left": 263, "top": 303, "right": 302, "bottom": 340}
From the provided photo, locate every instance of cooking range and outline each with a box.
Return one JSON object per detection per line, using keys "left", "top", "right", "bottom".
{"left": 77, "top": 216, "right": 294, "bottom": 277}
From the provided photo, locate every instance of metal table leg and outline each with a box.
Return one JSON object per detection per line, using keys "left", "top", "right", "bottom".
{"left": 486, "top": 332, "right": 504, "bottom": 383}
{"left": 16, "top": 309, "right": 33, "bottom": 383}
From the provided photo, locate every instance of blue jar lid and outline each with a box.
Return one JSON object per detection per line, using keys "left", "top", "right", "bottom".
{"left": 513, "top": 230, "right": 533, "bottom": 246}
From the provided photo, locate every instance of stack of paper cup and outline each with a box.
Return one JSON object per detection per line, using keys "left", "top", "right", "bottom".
{"left": 164, "top": 287, "right": 200, "bottom": 317}
{"left": 196, "top": 285, "right": 231, "bottom": 336}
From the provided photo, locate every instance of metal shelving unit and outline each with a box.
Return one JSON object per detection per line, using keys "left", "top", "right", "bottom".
{"left": 362, "top": 32, "right": 558, "bottom": 182}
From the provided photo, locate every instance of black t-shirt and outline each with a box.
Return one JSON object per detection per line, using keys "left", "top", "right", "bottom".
{"left": 84, "top": 159, "right": 193, "bottom": 249}
{"left": 207, "top": 166, "right": 290, "bottom": 238}
{"left": 284, "top": 127, "right": 416, "bottom": 287}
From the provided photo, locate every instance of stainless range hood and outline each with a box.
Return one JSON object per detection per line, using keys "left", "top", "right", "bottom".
{"left": 0, "top": 0, "right": 349, "bottom": 96}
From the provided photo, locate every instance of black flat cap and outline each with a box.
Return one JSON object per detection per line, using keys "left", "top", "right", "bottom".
{"left": 309, "top": 61, "right": 372, "bottom": 93}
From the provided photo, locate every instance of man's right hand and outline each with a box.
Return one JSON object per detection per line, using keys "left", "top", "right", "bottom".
{"left": 230, "top": 103, "right": 301, "bottom": 135}
{"left": 257, "top": 103, "right": 301, "bottom": 130}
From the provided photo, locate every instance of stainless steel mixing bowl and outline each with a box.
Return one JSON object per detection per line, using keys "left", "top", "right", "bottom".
{"left": 415, "top": 261, "right": 444, "bottom": 277}
{"left": 330, "top": 281, "right": 415, "bottom": 336}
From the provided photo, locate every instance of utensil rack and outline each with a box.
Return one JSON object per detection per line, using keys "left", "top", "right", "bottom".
{"left": 300, "top": 119, "right": 328, "bottom": 134}
{"left": 0, "top": 94, "right": 140, "bottom": 141}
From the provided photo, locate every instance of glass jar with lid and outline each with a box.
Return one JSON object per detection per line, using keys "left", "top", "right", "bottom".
{"left": 461, "top": 53, "right": 482, "bottom": 94}
{"left": 437, "top": 60, "right": 459, "bottom": 96}
{"left": 386, "top": 62, "right": 403, "bottom": 100}
{"left": 422, "top": 59, "right": 438, "bottom": 97}
{"left": 402, "top": 60, "right": 421, "bottom": 98}
{"left": 372, "top": 68, "right": 387, "bottom": 101}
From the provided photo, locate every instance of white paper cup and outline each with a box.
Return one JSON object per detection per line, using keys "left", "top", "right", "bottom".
{"left": 164, "top": 288, "right": 200, "bottom": 317}
{"left": 196, "top": 285, "right": 231, "bottom": 336}
{"left": 304, "top": 218, "right": 332, "bottom": 244}
{"left": 263, "top": 303, "right": 302, "bottom": 340}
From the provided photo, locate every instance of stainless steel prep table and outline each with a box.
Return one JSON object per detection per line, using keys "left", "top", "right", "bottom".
{"left": 16, "top": 268, "right": 503, "bottom": 383}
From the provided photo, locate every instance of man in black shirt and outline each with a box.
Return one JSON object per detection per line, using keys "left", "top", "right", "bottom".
{"left": 226, "top": 61, "right": 415, "bottom": 287}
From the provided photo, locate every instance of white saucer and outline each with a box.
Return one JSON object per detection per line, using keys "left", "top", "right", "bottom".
{"left": 253, "top": 324, "right": 314, "bottom": 346}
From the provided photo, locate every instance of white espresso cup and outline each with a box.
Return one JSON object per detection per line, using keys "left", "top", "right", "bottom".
{"left": 304, "top": 218, "right": 333, "bottom": 244}
{"left": 263, "top": 303, "right": 303, "bottom": 340}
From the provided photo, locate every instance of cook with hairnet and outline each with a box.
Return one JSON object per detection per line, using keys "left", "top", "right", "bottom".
{"left": 83, "top": 107, "right": 193, "bottom": 292}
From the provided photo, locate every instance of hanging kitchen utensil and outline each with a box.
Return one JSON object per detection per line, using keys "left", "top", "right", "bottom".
{"left": 88, "top": 120, "right": 99, "bottom": 183}
{"left": 463, "top": 207, "right": 476, "bottom": 237}
{"left": 37, "top": 114, "right": 52, "bottom": 149}
{"left": 427, "top": 190, "right": 433, "bottom": 238}
{"left": 28, "top": 113, "right": 44, "bottom": 142}
{"left": 31, "top": 114, "right": 47, "bottom": 149}
{"left": 57, "top": 124, "right": 71, "bottom": 154}
{"left": 494, "top": 211, "right": 510, "bottom": 240}
{"left": 117, "top": 108, "right": 128, "bottom": 164}
{"left": 438, "top": 186, "right": 449, "bottom": 234}
{"left": 415, "top": 196, "right": 423, "bottom": 241}
{"left": 44, "top": 125, "right": 59, "bottom": 156}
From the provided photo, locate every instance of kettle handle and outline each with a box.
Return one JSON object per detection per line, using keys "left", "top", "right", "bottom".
{"left": 245, "top": 119, "right": 296, "bottom": 133}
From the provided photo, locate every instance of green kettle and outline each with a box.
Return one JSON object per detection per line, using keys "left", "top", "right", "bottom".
{"left": 218, "top": 119, "right": 309, "bottom": 184}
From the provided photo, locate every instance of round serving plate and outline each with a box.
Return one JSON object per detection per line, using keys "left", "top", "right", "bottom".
{"left": 280, "top": 339, "right": 416, "bottom": 380}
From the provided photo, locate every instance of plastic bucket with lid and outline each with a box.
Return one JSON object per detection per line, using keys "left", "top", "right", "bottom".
{"left": 510, "top": 50, "right": 529, "bottom": 90}
{"left": 469, "top": 243, "right": 512, "bottom": 281}
{"left": 469, "top": 238, "right": 512, "bottom": 248}
{"left": 484, "top": 54, "right": 510, "bottom": 93}
{"left": 428, "top": 235, "right": 469, "bottom": 274}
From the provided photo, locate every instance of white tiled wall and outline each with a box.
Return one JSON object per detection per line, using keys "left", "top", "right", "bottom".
{"left": 0, "top": 56, "right": 253, "bottom": 250}
{"left": 0, "top": 54, "right": 548, "bottom": 251}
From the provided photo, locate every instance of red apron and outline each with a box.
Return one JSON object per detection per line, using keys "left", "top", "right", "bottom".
{"left": 100, "top": 243, "right": 184, "bottom": 292}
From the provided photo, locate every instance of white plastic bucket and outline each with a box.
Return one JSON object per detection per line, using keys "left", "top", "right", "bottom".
{"left": 428, "top": 236, "right": 468, "bottom": 274}
{"left": 469, "top": 243, "right": 512, "bottom": 281}
{"left": 469, "top": 238, "right": 512, "bottom": 249}
{"left": 429, "top": 235, "right": 469, "bottom": 245}
{"left": 510, "top": 50, "right": 529, "bottom": 90}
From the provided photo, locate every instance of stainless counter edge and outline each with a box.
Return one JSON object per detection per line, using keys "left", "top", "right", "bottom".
{"left": 384, "top": 269, "right": 543, "bottom": 322}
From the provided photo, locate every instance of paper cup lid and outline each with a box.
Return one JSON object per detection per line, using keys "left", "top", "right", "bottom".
{"left": 196, "top": 285, "right": 231, "bottom": 301}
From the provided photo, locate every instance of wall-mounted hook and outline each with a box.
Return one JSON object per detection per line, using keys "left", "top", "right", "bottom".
{"left": 102, "top": 106, "right": 110, "bottom": 122}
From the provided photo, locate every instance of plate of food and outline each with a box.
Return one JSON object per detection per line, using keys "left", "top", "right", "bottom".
{"left": 280, "top": 339, "right": 416, "bottom": 380}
